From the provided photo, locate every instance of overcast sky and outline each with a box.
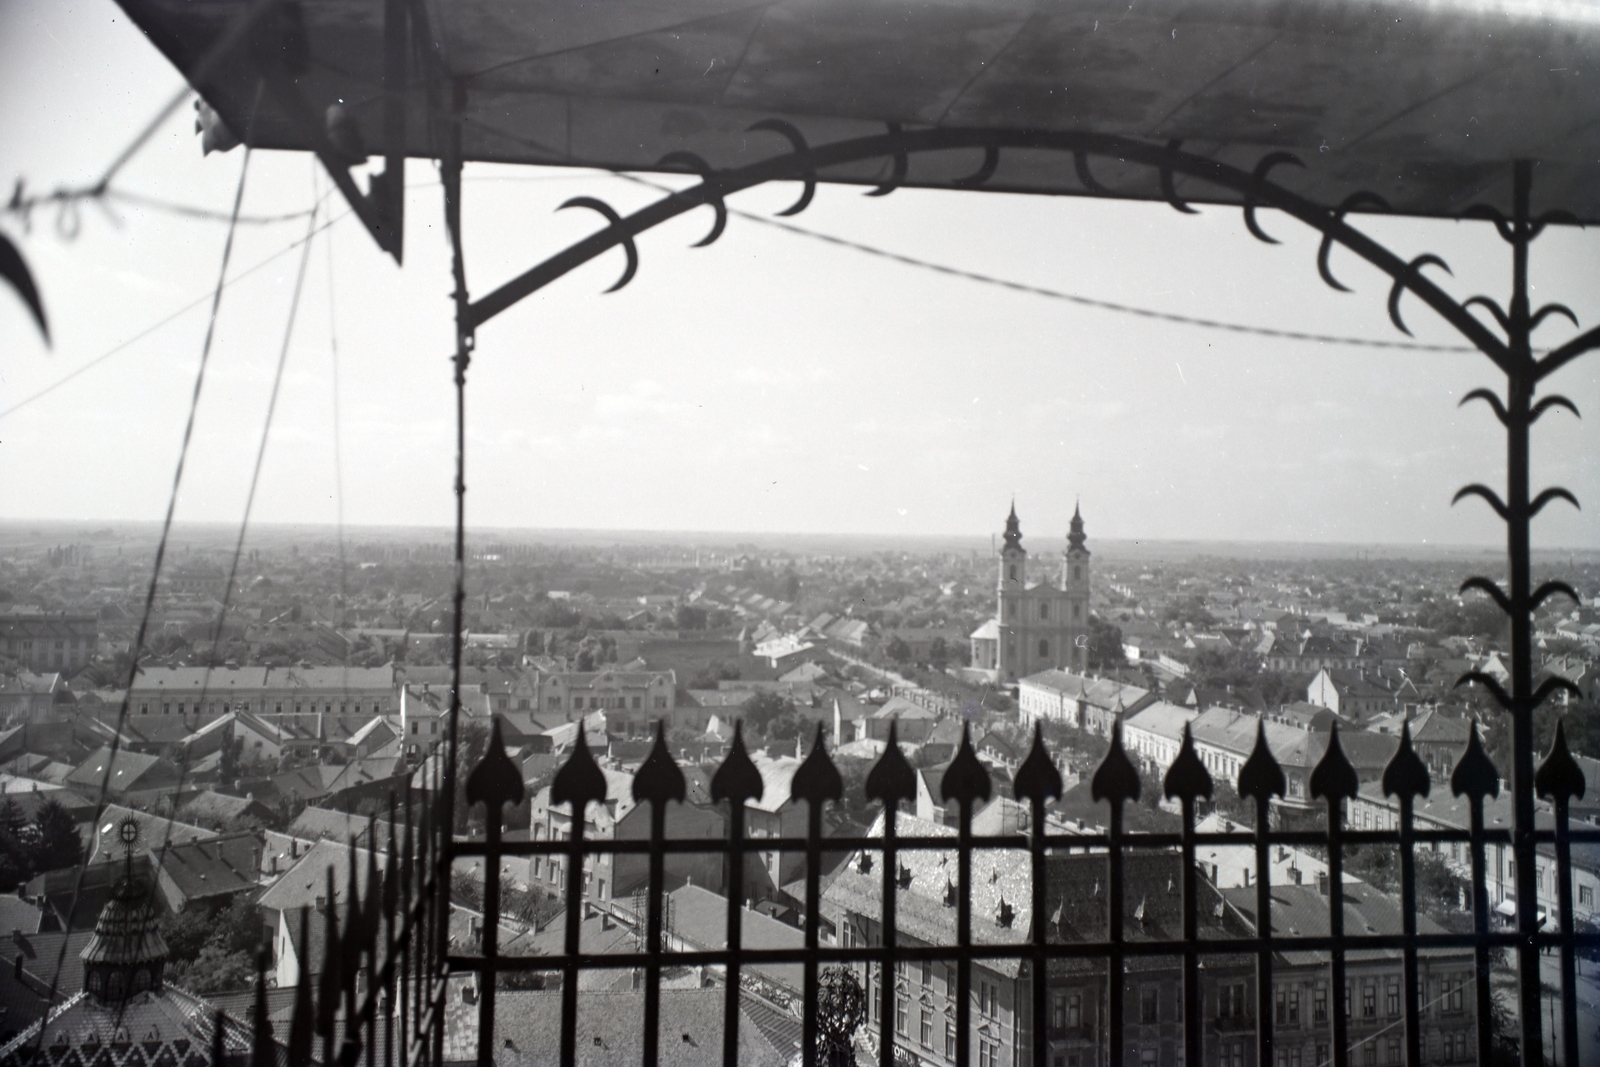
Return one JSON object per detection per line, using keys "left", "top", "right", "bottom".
{"left": 0, "top": 0, "right": 1596, "bottom": 549}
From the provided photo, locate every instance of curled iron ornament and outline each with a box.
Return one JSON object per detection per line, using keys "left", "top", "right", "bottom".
{"left": 1160, "top": 139, "right": 1198, "bottom": 215}
{"left": 1531, "top": 579, "right": 1582, "bottom": 610}
{"left": 953, "top": 145, "right": 1000, "bottom": 188}
{"left": 1530, "top": 303, "right": 1579, "bottom": 332}
{"left": 1459, "top": 576, "right": 1512, "bottom": 615}
{"left": 1463, "top": 295, "right": 1511, "bottom": 334}
{"left": 1455, "top": 671, "right": 1513, "bottom": 713}
{"left": 1459, "top": 388, "right": 1509, "bottom": 426}
{"left": 656, "top": 151, "right": 727, "bottom": 247}
{"left": 1530, "top": 395, "right": 1581, "bottom": 423}
{"left": 1388, "top": 253, "right": 1452, "bottom": 336}
{"left": 1529, "top": 486, "right": 1581, "bottom": 517}
{"left": 864, "top": 122, "right": 907, "bottom": 197}
{"left": 1243, "top": 152, "right": 1305, "bottom": 244}
{"left": 556, "top": 196, "right": 637, "bottom": 292}
{"left": 1460, "top": 203, "right": 1515, "bottom": 243}
{"left": 1451, "top": 483, "right": 1510, "bottom": 521}
{"left": 1317, "top": 191, "right": 1390, "bottom": 291}
{"left": 747, "top": 119, "right": 815, "bottom": 216}
{"left": 1073, "top": 151, "right": 1113, "bottom": 196}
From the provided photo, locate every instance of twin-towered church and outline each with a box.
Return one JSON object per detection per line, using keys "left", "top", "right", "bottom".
{"left": 968, "top": 502, "right": 1092, "bottom": 683}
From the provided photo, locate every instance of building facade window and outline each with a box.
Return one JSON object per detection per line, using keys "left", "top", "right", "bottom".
{"left": 920, "top": 1009, "right": 933, "bottom": 1047}
{"left": 1141, "top": 987, "right": 1159, "bottom": 1024}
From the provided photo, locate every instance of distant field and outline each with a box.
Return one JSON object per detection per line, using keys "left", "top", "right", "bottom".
{"left": 0, "top": 520, "right": 1594, "bottom": 563}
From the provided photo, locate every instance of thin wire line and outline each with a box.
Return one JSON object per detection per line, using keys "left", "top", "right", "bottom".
{"left": 33, "top": 85, "right": 262, "bottom": 1047}
{"left": 106, "top": 188, "right": 318, "bottom": 225}
{"left": 323, "top": 166, "right": 353, "bottom": 706}
{"left": 0, "top": 202, "right": 349, "bottom": 421}
{"left": 149, "top": 188, "right": 321, "bottom": 892}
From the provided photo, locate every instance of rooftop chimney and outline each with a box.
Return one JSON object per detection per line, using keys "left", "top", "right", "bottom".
{"left": 1317, "top": 872, "right": 1329, "bottom": 896}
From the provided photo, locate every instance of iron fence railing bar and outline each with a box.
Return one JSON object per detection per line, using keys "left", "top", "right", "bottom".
{"left": 1091, "top": 724, "right": 1140, "bottom": 1067}
{"left": 1014, "top": 725, "right": 1064, "bottom": 1067}
{"left": 634, "top": 724, "right": 688, "bottom": 1067}
{"left": 1382, "top": 725, "right": 1430, "bottom": 1067}
{"left": 1311, "top": 726, "right": 1361, "bottom": 1067}
{"left": 943, "top": 727, "right": 991, "bottom": 1067}
{"left": 1456, "top": 676, "right": 1508, "bottom": 1067}
{"left": 1164, "top": 727, "right": 1214, "bottom": 1067}
{"left": 1240, "top": 722, "right": 1286, "bottom": 1067}
{"left": 863, "top": 723, "right": 916, "bottom": 1067}
{"left": 791, "top": 724, "right": 842, "bottom": 1067}
{"left": 448, "top": 826, "right": 1567, "bottom": 857}
{"left": 710, "top": 724, "right": 765, "bottom": 1067}
{"left": 442, "top": 925, "right": 1597, "bottom": 972}
{"left": 1535, "top": 721, "right": 1585, "bottom": 1067}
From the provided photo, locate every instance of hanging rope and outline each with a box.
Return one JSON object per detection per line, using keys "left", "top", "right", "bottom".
{"left": 32, "top": 81, "right": 265, "bottom": 1047}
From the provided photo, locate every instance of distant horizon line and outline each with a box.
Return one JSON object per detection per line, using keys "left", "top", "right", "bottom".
{"left": 0, "top": 518, "right": 1595, "bottom": 557}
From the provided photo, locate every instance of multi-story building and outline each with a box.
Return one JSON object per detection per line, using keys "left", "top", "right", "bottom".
{"left": 822, "top": 810, "right": 1031, "bottom": 1067}
{"left": 1349, "top": 782, "right": 1600, "bottom": 929}
{"left": 1187, "top": 708, "right": 1398, "bottom": 812}
{"left": 969, "top": 504, "right": 1092, "bottom": 683}
{"left": 1017, "top": 671, "right": 1155, "bottom": 734}
{"left": 117, "top": 665, "right": 396, "bottom": 722}
{"left": 0, "top": 671, "right": 72, "bottom": 724}
{"left": 533, "top": 667, "right": 677, "bottom": 739}
{"left": 0, "top": 610, "right": 99, "bottom": 673}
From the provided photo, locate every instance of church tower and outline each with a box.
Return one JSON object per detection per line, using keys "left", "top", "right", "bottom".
{"left": 997, "top": 503, "right": 1026, "bottom": 677}
{"left": 1062, "top": 502, "right": 1091, "bottom": 671}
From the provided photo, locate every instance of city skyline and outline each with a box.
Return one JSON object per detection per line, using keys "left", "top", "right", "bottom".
{"left": 2, "top": 1, "right": 1598, "bottom": 549}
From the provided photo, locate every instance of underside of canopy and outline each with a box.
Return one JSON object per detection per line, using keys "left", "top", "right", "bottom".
{"left": 119, "top": 0, "right": 1600, "bottom": 221}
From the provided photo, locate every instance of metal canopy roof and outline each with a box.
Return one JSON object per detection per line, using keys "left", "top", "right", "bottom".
{"left": 120, "top": 0, "right": 1600, "bottom": 220}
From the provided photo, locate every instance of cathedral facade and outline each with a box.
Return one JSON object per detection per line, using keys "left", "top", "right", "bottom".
{"left": 969, "top": 503, "right": 1091, "bottom": 682}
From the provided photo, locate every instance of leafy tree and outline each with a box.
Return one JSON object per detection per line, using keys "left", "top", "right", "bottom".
{"left": 171, "top": 942, "right": 256, "bottom": 993}
{"left": 674, "top": 605, "right": 708, "bottom": 631}
{"left": 743, "top": 692, "right": 796, "bottom": 736}
{"left": 1086, "top": 616, "right": 1125, "bottom": 670}
{"left": 29, "top": 798, "right": 82, "bottom": 873}
{"left": 885, "top": 637, "right": 911, "bottom": 664}
{"left": 928, "top": 637, "right": 950, "bottom": 671}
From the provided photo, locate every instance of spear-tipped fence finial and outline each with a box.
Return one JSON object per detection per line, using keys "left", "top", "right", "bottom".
{"left": 1381, "top": 722, "right": 1431, "bottom": 801}
{"left": 466, "top": 717, "right": 526, "bottom": 815}
{"left": 1451, "top": 722, "right": 1501, "bottom": 800}
{"left": 633, "top": 719, "right": 686, "bottom": 806}
{"left": 1309, "top": 723, "right": 1361, "bottom": 803}
{"left": 1012, "top": 722, "right": 1063, "bottom": 806}
{"left": 710, "top": 720, "right": 764, "bottom": 807}
{"left": 551, "top": 724, "right": 607, "bottom": 813}
{"left": 1091, "top": 721, "right": 1140, "bottom": 807}
{"left": 790, "top": 723, "right": 843, "bottom": 809}
{"left": 1237, "top": 721, "right": 1286, "bottom": 803}
{"left": 865, "top": 721, "right": 916, "bottom": 809}
{"left": 940, "top": 723, "right": 992, "bottom": 807}
{"left": 1536, "top": 720, "right": 1587, "bottom": 803}
{"left": 1163, "top": 723, "right": 1213, "bottom": 803}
